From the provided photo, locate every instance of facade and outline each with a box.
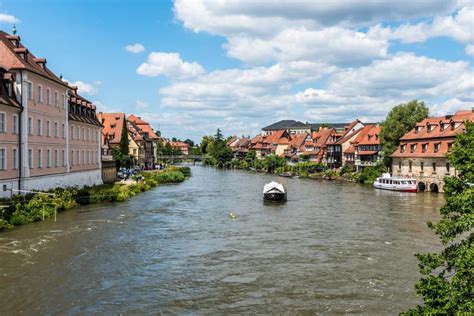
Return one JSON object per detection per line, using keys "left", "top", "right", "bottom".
{"left": 126, "top": 120, "right": 154, "bottom": 168}
{"left": 326, "top": 120, "right": 365, "bottom": 169}
{"left": 100, "top": 132, "right": 116, "bottom": 183}
{"left": 391, "top": 110, "right": 474, "bottom": 192}
{"left": 228, "top": 136, "right": 250, "bottom": 159}
{"left": 127, "top": 114, "right": 160, "bottom": 165}
{"left": 0, "top": 31, "right": 102, "bottom": 197}
{"left": 353, "top": 125, "right": 382, "bottom": 171}
{"left": 262, "top": 120, "right": 310, "bottom": 136}
{"left": 169, "top": 141, "right": 190, "bottom": 156}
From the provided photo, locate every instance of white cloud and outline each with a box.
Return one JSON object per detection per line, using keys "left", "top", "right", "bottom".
{"left": 125, "top": 43, "right": 145, "bottom": 53}
{"left": 69, "top": 80, "right": 101, "bottom": 96}
{"left": 136, "top": 52, "right": 205, "bottom": 78}
{"left": 465, "top": 44, "right": 474, "bottom": 56}
{"left": 0, "top": 13, "right": 20, "bottom": 24}
{"left": 135, "top": 100, "right": 149, "bottom": 110}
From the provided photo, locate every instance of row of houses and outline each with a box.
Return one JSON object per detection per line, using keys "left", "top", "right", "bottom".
{"left": 0, "top": 30, "right": 189, "bottom": 197}
{"left": 228, "top": 110, "right": 473, "bottom": 192}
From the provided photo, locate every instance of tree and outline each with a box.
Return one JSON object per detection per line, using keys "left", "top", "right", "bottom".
{"left": 184, "top": 139, "right": 195, "bottom": 148}
{"left": 404, "top": 121, "right": 474, "bottom": 314}
{"left": 208, "top": 129, "right": 233, "bottom": 167}
{"left": 172, "top": 137, "right": 178, "bottom": 142}
{"left": 215, "top": 128, "right": 224, "bottom": 142}
{"left": 120, "top": 118, "right": 130, "bottom": 156}
{"left": 112, "top": 146, "right": 129, "bottom": 168}
{"left": 380, "top": 100, "right": 429, "bottom": 167}
{"left": 200, "top": 135, "right": 214, "bottom": 154}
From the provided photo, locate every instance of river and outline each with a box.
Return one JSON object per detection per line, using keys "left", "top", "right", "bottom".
{"left": 0, "top": 166, "right": 445, "bottom": 314}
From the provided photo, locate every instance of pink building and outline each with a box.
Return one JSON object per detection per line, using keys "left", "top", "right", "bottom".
{"left": 0, "top": 30, "right": 102, "bottom": 197}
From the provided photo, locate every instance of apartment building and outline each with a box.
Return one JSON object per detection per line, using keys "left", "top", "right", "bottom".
{"left": 0, "top": 31, "right": 102, "bottom": 197}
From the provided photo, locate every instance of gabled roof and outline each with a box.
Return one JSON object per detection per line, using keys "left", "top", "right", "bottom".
{"left": 266, "top": 129, "right": 288, "bottom": 143}
{"left": 334, "top": 127, "right": 364, "bottom": 145}
{"left": 0, "top": 31, "right": 69, "bottom": 88}
{"left": 127, "top": 114, "right": 160, "bottom": 140}
{"left": 312, "top": 128, "right": 335, "bottom": 147}
{"left": 97, "top": 112, "right": 126, "bottom": 145}
{"left": 353, "top": 125, "right": 380, "bottom": 146}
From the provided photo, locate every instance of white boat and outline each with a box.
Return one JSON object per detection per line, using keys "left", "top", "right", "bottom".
{"left": 373, "top": 173, "right": 417, "bottom": 193}
{"left": 263, "top": 181, "right": 287, "bottom": 202}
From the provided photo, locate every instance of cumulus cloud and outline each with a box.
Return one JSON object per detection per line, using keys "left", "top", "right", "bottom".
{"left": 69, "top": 80, "right": 101, "bottom": 96}
{"left": 125, "top": 43, "right": 145, "bottom": 53}
{"left": 136, "top": 52, "right": 205, "bottom": 78}
{"left": 134, "top": 100, "right": 149, "bottom": 110}
{"left": 0, "top": 13, "right": 20, "bottom": 24}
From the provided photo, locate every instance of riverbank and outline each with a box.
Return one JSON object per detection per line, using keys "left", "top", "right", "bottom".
{"left": 0, "top": 166, "right": 191, "bottom": 231}
{"left": 207, "top": 157, "right": 385, "bottom": 185}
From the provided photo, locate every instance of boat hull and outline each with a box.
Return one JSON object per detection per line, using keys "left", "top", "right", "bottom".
{"left": 373, "top": 185, "right": 417, "bottom": 193}
{"left": 263, "top": 192, "right": 287, "bottom": 202}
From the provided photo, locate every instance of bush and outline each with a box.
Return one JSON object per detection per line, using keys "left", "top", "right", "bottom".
{"left": 356, "top": 165, "right": 385, "bottom": 184}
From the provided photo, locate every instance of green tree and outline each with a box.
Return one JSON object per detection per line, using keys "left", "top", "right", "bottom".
{"left": 200, "top": 135, "right": 214, "bottom": 154}
{"left": 120, "top": 118, "right": 129, "bottom": 156}
{"left": 404, "top": 121, "right": 474, "bottom": 314}
{"left": 208, "top": 129, "right": 233, "bottom": 167}
{"left": 380, "top": 100, "right": 429, "bottom": 167}
{"left": 215, "top": 128, "right": 224, "bottom": 142}
{"left": 112, "top": 146, "right": 129, "bottom": 168}
{"left": 184, "top": 139, "right": 195, "bottom": 148}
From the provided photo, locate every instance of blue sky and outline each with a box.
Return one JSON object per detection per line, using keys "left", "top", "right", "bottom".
{"left": 1, "top": 0, "right": 473, "bottom": 141}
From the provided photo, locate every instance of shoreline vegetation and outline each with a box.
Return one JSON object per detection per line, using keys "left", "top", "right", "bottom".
{"left": 205, "top": 156, "right": 386, "bottom": 186}
{"left": 0, "top": 166, "right": 191, "bottom": 231}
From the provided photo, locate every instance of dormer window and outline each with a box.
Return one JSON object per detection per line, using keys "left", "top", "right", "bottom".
{"left": 434, "top": 143, "right": 441, "bottom": 153}
{"left": 410, "top": 144, "right": 417, "bottom": 153}
{"left": 447, "top": 142, "right": 453, "bottom": 151}
{"left": 6, "top": 81, "right": 12, "bottom": 97}
{"left": 400, "top": 144, "right": 406, "bottom": 153}
{"left": 428, "top": 124, "right": 435, "bottom": 132}
{"left": 422, "top": 143, "right": 427, "bottom": 153}
{"left": 415, "top": 126, "right": 422, "bottom": 133}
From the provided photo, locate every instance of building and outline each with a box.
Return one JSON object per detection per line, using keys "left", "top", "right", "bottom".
{"left": 0, "top": 31, "right": 102, "bottom": 197}
{"left": 126, "top": 119, "right": 154, "bottom": 168}
{"left": 261, "top": 120, "right": 310, "bottom": 135}
{"left": 227, "top": 136, "right": 251, "bottom": 159}
{"left": 169, "top": 141, "right": 190, "bottom": 156}
{"left": 391, "top": 110, "right": 474, "bottom": 192}
{"left": 127, "top": 114, "right": 160, "bottom": 165}
{"left": 326, "top": 120, "right": 365, "bottom": 169}
{"left": 100, "top": 131, "right": 116, "bottom": 183}
{"left": 353, "top": 125, "right": 382, "bottom": 171}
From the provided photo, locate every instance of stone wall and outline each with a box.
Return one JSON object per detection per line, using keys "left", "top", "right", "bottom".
{"left": 392, "top": 157, "right": 455, "bottom": 192}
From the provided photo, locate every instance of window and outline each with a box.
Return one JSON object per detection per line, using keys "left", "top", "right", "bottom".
{"left": 410, "top": 144, "right": 416, "bottom": 153}
{"left": 13, "top": 148, "right": 18, "bottom": 169}
{"left": 54, "top": 122, "right": 58, "bottom": 137}
{"left": 27, "top": 82, "right": 33, "bottom": 100}
{"left": 87, "top": 128, "right": 90, "bottom": 141}
{"left": 12, "top": 115, "right": 18, "bottom": 134}
{"left": 428, "top": 124, "right": 435, "bottom": 132}
{"left": 61, "top": 94, "right": 66, "bottom": 109}
{"left": 420, "top": 162, "right": 424, "bottom": 172}
{"left": 398, "top": 161, "right": 402, "bottom": 170}
{"left": 432, "top": 162, "right": 436, "bottom": 172}
{"left": 434, "top": 143, "right": 441, "bottom": 153}
{"left": 38, "top": 149, "right": 42, "bottom": 168}
{"left": 46, "top": 89, "right": 51, "bottom": 105}
{"left": 0, "top": 149, "right": 5, "bottom": 170}
{"left": 71, "top": 125, "right": 75, "bottom": 140}
{"left": 54, "top": 91, "right": 58, "bottom": 107}
{"left": 76, "top": 126, "right": 80, "bottom": 140}
{"left": 82, "top": 150, "right": 85, "bottom": 164}
{"left": 28, "top": 149, "right": 33, "bottom": 169}
{"left": 62, "top": 149, "right": 66, "bottom": 167}
{"left": 37, "top": 119, "right": 42, "bottom": 136}
{"left": 409, "top": 161, "right": 412, "bottom": 172}
{"left": 422, "top": 143, "right": 427, "bottom": 153}
{"left": 71, "top": 150, "right": 74, "bottom": 165}
{"left": 82, "top": 127, "right": 85, "bottom": 140}
{"left": 28, "top": 117, "right": 33, "bottom": 135}
{"left": 446, "top": 163, "right": 450, "bottom": 174}
{"left": 37, "top": 85, "right": 43, "bottom": 103}
{"left": 54, "top": 149, "right": 58, "bottom": 167}
{"left": 400, "top": 144, "right": 406, "bottom": 153}
{"left": 0, "top": 113, "right": 5, "bottom": 133}
{"left": 447, "top": 142, "right": 453, "bottom": 151}
{"left": 76, "top": 151, "right": 79, "bottom": 165}
{"left": 46, "top": 121, "right": 51, "bottom": 137}
{"left": 415, "top": 126, "right": 422, "bottom": 133}
{"left": 62, "top": 123, "right": 65, "bottom": 138}
{"left": 46, "top": 149, "right": 51, "bottom": 167}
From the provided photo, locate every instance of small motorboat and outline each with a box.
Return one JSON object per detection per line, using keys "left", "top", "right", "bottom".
{"left": 373, "top": 173, "right": 417, "bottom": 193}
{"left": 263, "top": 181, "right": 287, "bottom": 202}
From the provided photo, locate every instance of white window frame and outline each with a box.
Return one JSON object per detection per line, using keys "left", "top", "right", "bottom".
{"left": 76, "top": 150, "right": 80, "bottom": 165}
{"left": 13, "top": 148, "right": 18, "bottom": 169}
{"left": 28, "top": 117, "right": 33, "bottom": 135}
{"left": 12, "top": 114, "right": 18, "bottom": 134}
{"left": 71, "top": 125, "right": 75, "bottom": 140}
{"left": 71, "top": 150, "right": 74, "bottom": 165}
{"left": 54, "top": 149, "right": 58, "bottom": 167}
{"left": 37, "top": 85, "right": 43, "bottom": 103}
{"left": 46, "top": 88, "right": 51, "bottom": 105}
{"left": 46, "top": 120, "right": 51, "bottom": 137}
{"left": 0, "top": 112, "right": 6, "bottom": 133}
{"left": 54, "top": 91, "right": 59, "bottom": 108}
{"left": 46, "top": 149, "right": 51, "bottom": 168}
{"left": 37, "top": 118, "right": 43, "bottom": 136}
{"left": 27, "top": 81, "right": 33, "bottom": 100}
{"left": 28, "top": 149, "right": 33, "bottom": 169}
{"left": 38, "top": 148, "right": 43, "bottom": 168}
{"left": 0, "top": 148, "right": 6, "bottom": 170}
{"left": 61, "top": 94, "right": 66, "bottom": 110}
{"left": 54, "top": 122, "right": 58, "bottom": 138}
{"left": 62, "top": 123, "right": 65, "bottom": 138}
{"left": 62, "top": 149, "right": 66, "bottom": 167}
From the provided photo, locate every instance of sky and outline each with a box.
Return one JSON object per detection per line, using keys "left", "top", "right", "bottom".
{"left": 0, "top": 0, "right": 473, "bottom": 142}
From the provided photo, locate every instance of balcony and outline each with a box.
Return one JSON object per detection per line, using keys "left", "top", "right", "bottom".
{"left": 355, "top": 160, "right": 378, "bottom": 167}
{"left": 102, "top": 154, "right": 114, "bottom": 162}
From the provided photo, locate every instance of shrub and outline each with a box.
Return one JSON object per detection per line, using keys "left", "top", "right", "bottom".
{"left": 356, "top": 165, "right": 385, "bottom": 184}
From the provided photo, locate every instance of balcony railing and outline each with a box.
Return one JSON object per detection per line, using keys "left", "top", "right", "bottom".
{"left": 355, "top": 160, "right": 378, "bottom": 166}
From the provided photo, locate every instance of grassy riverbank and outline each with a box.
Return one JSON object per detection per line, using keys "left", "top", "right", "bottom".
{"left": 0, "top": 166, "right": 191, "bottom": 231}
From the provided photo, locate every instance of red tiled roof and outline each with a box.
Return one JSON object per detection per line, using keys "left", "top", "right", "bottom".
{"left": 335, "top": 127, "right": 363, "bottom": 145}
{"left": 266, "top": 130, "right": 287, "bottom": 144}
{"left": 0, "top": 31, "right": 69, "bottom": 88}
{"left": 312, "top": 128, "right": 335, "bottom": 147}
{"left": 358, "top": 150, "right": 378, "bottom": 155}
{"left": 127, "top": 114, "right": 160, "bottom": 140}
{"left": 354, "top": 125, "right": 381, "bottom": 146}
{"left": 97, "top": 112, "right": 126, "bottom": 145}
{"left": 392, "top": 110, "right": 474, "bottom": 158}
{"left": 344, "top": 145, "right": 356, "bottom": 154}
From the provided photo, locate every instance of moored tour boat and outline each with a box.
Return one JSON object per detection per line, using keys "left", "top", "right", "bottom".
{"left": 263, "top": 181, "right": 287, "bottom": 202}
{"left": 373, "top": 173, "right": 417, "bottom": 193}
